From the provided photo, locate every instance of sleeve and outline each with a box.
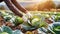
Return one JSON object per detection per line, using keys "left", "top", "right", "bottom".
{"left": 0, "top": 0, "right": 3, "bottom": 2}
{"left": 4, "top": 0, "right": 23, "bottom": 17}
{"left": 11, "top": 0, "right": 28, "bottom": 14}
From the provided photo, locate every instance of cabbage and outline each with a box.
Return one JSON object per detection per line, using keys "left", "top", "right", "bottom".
{"left": 13, "top": 16, "right": 24, "bottom": 26}
{"left": 0, "top": 32, "right": 9, "bottom": 34}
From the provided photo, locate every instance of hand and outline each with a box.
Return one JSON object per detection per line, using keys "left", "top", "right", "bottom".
{"left": 22, "top": 12, "right": 32, "bottom": 25}
{"left": 26, "top": 12, "right": 32, "bottom": 18}
{"left": 25, "top": 12, "right": 33, "bottom": 25}
{"left": 22, "top": 15, "right": 28, "bottom": 22}
{"left": 22, "top": 12, "right": 32, "bottom": 22}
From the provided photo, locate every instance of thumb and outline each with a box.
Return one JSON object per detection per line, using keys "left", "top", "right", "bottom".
{"left": 22, "top": 15, "right": 28, "bottom": 22}
{"left": 26, "top": 12, "right": 32, "bottom": 18}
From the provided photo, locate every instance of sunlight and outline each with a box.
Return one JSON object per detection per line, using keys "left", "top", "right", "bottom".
{"left": 17, "top": 0, "right": 48, "bottom": 3}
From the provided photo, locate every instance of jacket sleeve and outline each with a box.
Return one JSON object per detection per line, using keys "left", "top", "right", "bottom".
{"left": 11, "top": 0, "right": 28, "bottom": 14}
{"left": 0, "top": 0, "right": 3, "bottom": 2}
{"left": 4, "top": 0, "right": 23, "bottom": 17}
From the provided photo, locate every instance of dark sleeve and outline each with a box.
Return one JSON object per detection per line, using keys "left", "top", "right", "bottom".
{"left": 4, "top": 0, "right": 23, "bottom": 17}
{"left": 0, "top": 0, "right": 3, "bottom": 2}
{"left": 11, "top": 0, "right": 28, "bottom": 14}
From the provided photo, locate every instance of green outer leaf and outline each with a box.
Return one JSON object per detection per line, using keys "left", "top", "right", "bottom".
{"left": 0, "top": 32, "right": 9, "bottom": 34}
{"left": 13, "top": 16, "right": 24, "bottom": 26}
{"left": 2, "top": 26, "right": 13, "bottom": 34}
{"left": 13, "top": 30, "right": 23, "bottom": 34}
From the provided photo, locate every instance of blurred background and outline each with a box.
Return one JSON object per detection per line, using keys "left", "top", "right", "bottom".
{"left": 0, "top": 0, "right": 60, "bottom": 11}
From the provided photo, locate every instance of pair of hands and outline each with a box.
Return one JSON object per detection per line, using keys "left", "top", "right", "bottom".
{"left": 22, "top": 12, "right": 32, "bottom": 23}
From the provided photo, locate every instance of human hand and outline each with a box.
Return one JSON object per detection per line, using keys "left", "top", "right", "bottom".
{"left": 26, "top": 12, "right": 33, "bottom": 18}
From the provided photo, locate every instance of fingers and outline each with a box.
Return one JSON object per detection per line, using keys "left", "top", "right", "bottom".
{"left": 26, "top": 12, "right": 32, "bottom": 18}
{"left": 11, "top": 0, "right": 28, "bottom": 14}
{"left": 22, "top": 15, "right": 28, "bottom": 22}
{"left": 4, "top": 0, "right": 23, "bottom": 17}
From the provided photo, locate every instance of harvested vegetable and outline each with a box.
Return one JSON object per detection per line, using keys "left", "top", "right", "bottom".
{"left": 13, "top": 16, "right": 24, "bottom": 26}
{"left": 0, "top": 32, "right": 9, "bottom": 34}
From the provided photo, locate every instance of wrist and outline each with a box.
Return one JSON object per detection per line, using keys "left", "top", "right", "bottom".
{"left": 26, "top": 12, "right": 30, "bottom": 14}
{"left": 24, "top": 10, "right": 28, "bottom": 14}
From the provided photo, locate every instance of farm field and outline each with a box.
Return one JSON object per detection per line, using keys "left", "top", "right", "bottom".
{"left": 0, "top": 10, "right": 60, "bottom": 34}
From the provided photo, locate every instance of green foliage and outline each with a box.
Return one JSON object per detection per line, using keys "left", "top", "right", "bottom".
{"left": 13, "top": 16, "right": 24, "bottom": 26}
{"left": 2, "top": 26, "right": 13, "bottom": 34}
{"left": 0, "top": 32, "right": 9, "bottom": 34}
